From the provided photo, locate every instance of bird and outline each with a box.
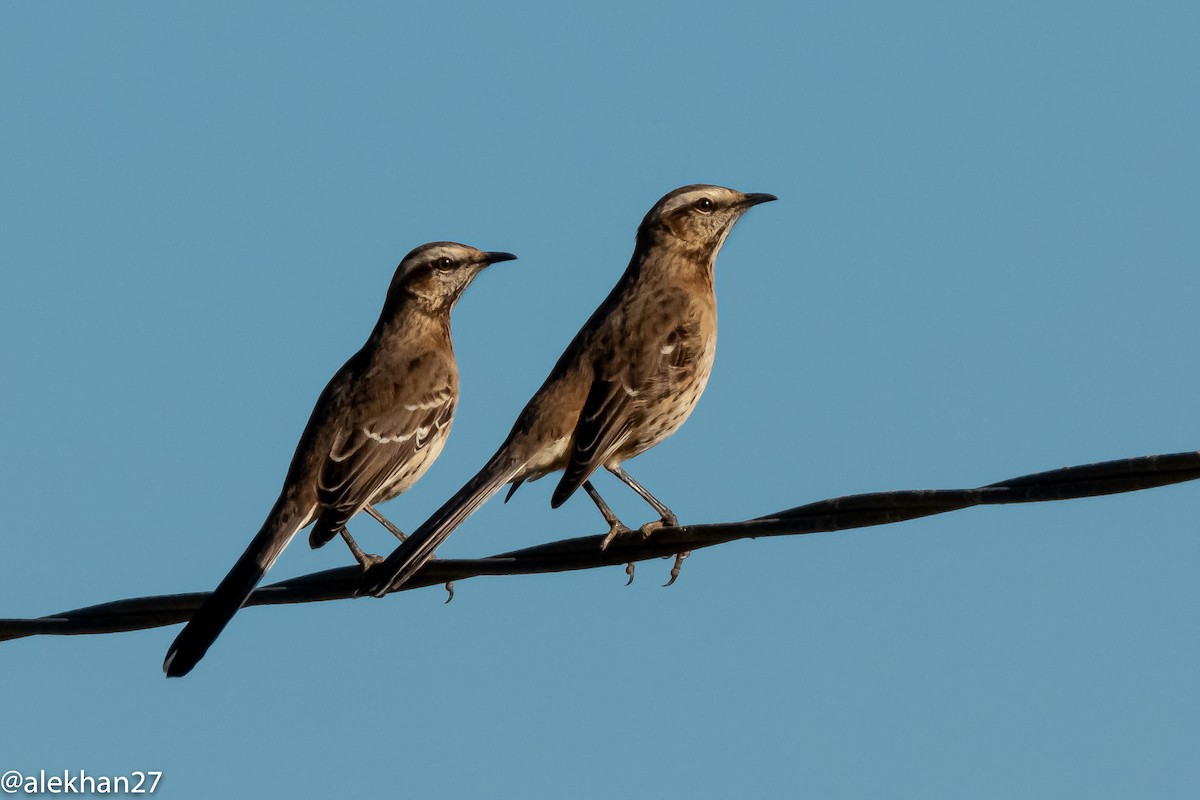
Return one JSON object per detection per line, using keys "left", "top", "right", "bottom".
{"left": 362, "top": 184, "right": 774, "bottom": 598}
{"left": 163, "top": 242, "right": 516, "bottom": 677}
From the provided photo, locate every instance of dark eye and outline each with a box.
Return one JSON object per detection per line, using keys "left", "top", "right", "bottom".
{"left": 694, "top": 197, "right": 715, "bottom": 213}
{"left": 436, "top": 256, "right": 454, "bottom": 270}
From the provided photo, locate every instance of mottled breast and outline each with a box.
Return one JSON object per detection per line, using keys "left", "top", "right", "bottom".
{"left": 616, "top": 281, "right": 717, "bottom": 461}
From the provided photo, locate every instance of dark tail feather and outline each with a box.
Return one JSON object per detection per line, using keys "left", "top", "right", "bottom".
{"left": 362, "top": 452, "right": 522, "bottom": 598}
{"left": 163, "top": 499, "right": 304, "bottom": 678}
{"left": 503, "top": 478, "right": 525, "bottom": 503}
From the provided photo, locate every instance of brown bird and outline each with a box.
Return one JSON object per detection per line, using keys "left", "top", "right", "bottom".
{"left": 363, "top": 185, "right": 774, "bottom": 597}
{"left": 164, "top": 242, "right": 516, "bottom": 677}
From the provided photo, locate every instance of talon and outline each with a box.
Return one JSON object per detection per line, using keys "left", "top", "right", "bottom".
{"left": 625, "top": 562, "right": 635, "bottom": 586}
{"left": 663, "top": 551, "right": 690, "bottom": 587}
{"left": 600, "top": 522, "right": 633, "bottom": 550}
{"left": 444, "top": 581, "right": 455, "bottom": 604}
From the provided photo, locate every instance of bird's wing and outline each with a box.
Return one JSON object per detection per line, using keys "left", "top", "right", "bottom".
{"left": 316, "top": 377, "right": 456, "bottom": 521}
{"left": 550, "top": 372, "right": 638, "bottom": 507}
{"left": 552, "top": 306, "right": 702, "bottom": 507}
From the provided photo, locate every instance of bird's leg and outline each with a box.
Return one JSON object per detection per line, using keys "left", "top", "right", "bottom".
{"left": 584, "top": 480, "right": 633, "bottom": 549}
{"left": 338, "top": 528, "right": 382, "bottom": 571}
{"left": 364, "top": 504, "right": 407, "bottom": 542}
{"left": 364, "top": 504, "right": 454, "bottom": 603}
{"left": 583, "top": 480, "right": 637, "bottom": 583}
{"left": 606, "top": 465, "right": 689, "bottom": 587}
{"left": 606, "top": 465, "right": 679, "bottom": 533}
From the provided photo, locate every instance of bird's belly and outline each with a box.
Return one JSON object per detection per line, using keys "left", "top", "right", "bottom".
{"left": 522, "top": 434, "right": 572, "bottom": 481}
{"left": 620, "top": 338, "right": 715, "bottom": 460}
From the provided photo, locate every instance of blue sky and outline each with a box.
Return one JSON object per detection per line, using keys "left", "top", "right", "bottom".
{"left": 2, "top": 2, "right": 1198, "bottom": 797}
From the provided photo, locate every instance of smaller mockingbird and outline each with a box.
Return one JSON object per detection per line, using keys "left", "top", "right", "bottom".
{"left": 362, "top": 185, "right": 774, "bottom": 597}
{"left": 164, "top": 242, "right": 516, "bottom": 677}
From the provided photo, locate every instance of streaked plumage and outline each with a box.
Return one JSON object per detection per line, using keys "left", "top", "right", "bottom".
{"left": 363, "top": 185, "right": 774, "bottom": 597}
{"left": 164, "top": 242, "right": 515, "bottom": 677}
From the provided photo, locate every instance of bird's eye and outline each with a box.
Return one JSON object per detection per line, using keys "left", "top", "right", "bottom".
{"left": 436, "top": 257, "right": 454, "bottom": 270}
{"left": 694, "top": 197, "right": 715, "bottom": 213}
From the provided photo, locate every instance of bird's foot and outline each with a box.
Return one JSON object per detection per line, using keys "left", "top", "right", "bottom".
{"left": 624, "top": 561, "right": 635, "bottom": 586}
{"left": 600, "top": 521, "right": 633, "bottom": 550}
{"left": 444, "top": 582, "right": 455, "bottom": 603}
{"left": 638, "top": 513, "right": 678, "bottom": 539}
{"left": 663, "top": 551, "right": 690, "bottom": 588}
{"left": 353, "top": 552, "right": 385, "bottom": 572}
{"left": 638, "top": 520, "right": 663, "bottom": 538}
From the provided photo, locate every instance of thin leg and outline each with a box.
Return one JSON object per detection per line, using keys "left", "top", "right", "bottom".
{"left": 365, "top": 504, "right": 407, "bottom": 542}
{"left": 583, "top": 480, "right": 637, "bottom": 584}
{"left": 584, "top": 480, "right": 632, "bottom": 550}
{"left": 607, "top": 465, "right": 678, "bottom": 527}
{"left": 364, "top": 504, "right": 454, "bottom": 603}
{"left": 339, "top": 528, "right": 382, "bottom": 571}
{"left": 607, "top": 465, "right": 688, "bottom": 586}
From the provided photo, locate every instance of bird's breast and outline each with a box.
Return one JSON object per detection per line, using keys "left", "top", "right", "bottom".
{"left": 617, "top": 302, "right": 717, "bottom": 461}
{"left": 373, "top": 422, "right": 453, "bottom": 503}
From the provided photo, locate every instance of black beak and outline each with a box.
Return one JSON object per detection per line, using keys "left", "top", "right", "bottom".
{"left": 482, "top": 251, "right": 518, "bottom": 265}
{"left": 741, "top": 193, "right": 778, "bottom": 208}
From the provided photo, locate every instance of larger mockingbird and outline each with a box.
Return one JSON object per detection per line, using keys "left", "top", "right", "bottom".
{"left": 362, "top": 185, "right": 774, "bottom": 597}
{"left": 164, "top": 242, "right": 516, "bottom": 677}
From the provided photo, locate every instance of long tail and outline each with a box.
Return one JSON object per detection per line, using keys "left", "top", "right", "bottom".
{"left": 362, "top": 450, "right": 523, "bottom": 598}
{"left": 163, "top": 496, "right": 308, "bottom": 677}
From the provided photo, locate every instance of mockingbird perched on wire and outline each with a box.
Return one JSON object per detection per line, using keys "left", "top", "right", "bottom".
{"left": 164, "top": 242, "right": 516, "bottom": 677}
{"left": 362, "top": 185, "right": 774, "bottom": 597}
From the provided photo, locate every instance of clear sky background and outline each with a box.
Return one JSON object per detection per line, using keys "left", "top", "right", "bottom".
{"left": 2, "top": 2, "right": 1197, "bottom": 797}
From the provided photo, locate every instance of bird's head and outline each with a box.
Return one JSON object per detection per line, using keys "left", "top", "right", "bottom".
{"left": 389, "top": 242, "right": 517, "bottom": 314}
{"left": 638, "top": 184, "right": 776, "bottom": 257}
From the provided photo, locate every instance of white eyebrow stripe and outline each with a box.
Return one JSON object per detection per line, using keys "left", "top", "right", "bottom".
{"left": 659, "top": 189, "right": 717, "bottom": 216}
